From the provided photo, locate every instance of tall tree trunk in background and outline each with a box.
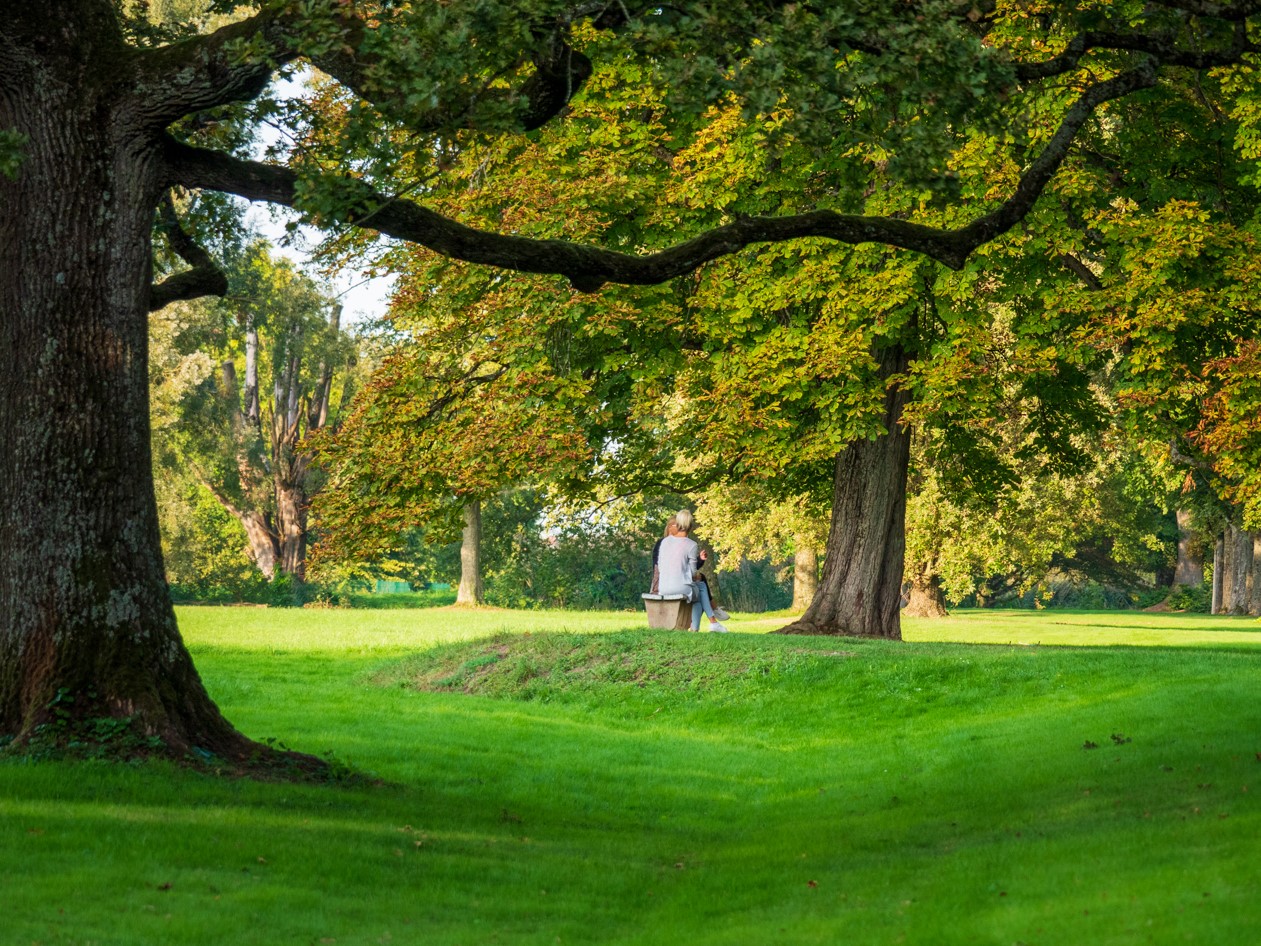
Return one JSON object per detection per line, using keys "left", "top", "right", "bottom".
{"left": 243, "top": 315, "right": 261, "bottom": 427}
{"left": 1250, "top": 535, "right": 1261, "bottom": 617}
{"left": 215, "top": 359, "right": 280, "bottom": 576}
{"left": 274, "top": 474, "right": 308, "bottom": 580}
{"left": 1172, "top": 508, "right": 1203, "bottom": 587}
{"left": 904, "top": 569, "right": 948, "bottom": 618}
{"left": 777, "top": 345, "right": 911, "bottom": 638}
{"left": 790, "top": 542, "right": 818, "bottom": 612}
{"left": 268, "top": 303, "right": 343, "bottom": 582}
{"left": 0, "top": 16, "right": 257, "bottom": 758}
{"left": 457, "top": 500, "right": 484, "bottom": 605}
{"left": 1227, "top": 522, "right": 1251, "bottom": 615}
{"left": 1212, "top": 534, "right": 1225, "bottom": 614}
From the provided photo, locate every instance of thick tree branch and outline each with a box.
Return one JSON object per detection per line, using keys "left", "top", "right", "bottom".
{"left": 149, "top": 191, "right": 228, "bottom": 310}
{"left": 951, "top": 63, "right": 1159, "bottom": 252}
{"left": 163, "top": 62, "right": 1156, "bottom": 289}
{"left": 133, "top": 11, "right": 294, "bottom": 126}
{"left": 1015, "top": 22, "right": 1256, "bottom": 80}
{"left": 518, "top": 31, "right": 594, "bottom": 132}
{"left": 1170, "top": 439, "right": 1215, "bottom": 471}
{"left": 1058, "top": 253, "right": 1105, "bottom": 291}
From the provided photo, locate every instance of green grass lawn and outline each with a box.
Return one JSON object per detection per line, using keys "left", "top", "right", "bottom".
{"left": 2, "top": 606, "right": 1259, "bottom": 945}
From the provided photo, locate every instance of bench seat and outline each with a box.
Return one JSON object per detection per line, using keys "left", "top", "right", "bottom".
{"left": 640, "top": 593, "right": 692, "bottom": 630}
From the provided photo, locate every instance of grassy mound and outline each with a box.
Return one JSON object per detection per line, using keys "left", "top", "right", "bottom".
{"left": 380, "top": 631, "right": 859, "bottom": 701}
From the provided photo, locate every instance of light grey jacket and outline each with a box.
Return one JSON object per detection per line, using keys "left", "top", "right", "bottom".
{"left": 656, "top": 534, "right": 699, "bottom": 601}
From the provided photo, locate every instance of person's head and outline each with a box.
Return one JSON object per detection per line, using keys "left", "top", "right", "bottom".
{"left": 663, "top": 514, "right": 678, "bottom": 537}
{"left": 674, "top": 509, "right": 693, "bottom": 534}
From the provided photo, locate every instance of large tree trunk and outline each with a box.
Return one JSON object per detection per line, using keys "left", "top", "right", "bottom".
{"left": 1227, "top": 522, "right": 1251, "bottom": 615}
{"left": 0, "top": 31, "right": 263, "bottom": 762}
{"left": 457, "top": 500, "right": 484, "bottom": 605}
{"left": 904, "top": 570, "right": 949, "bottom": 618}
{"left": 1172, "top": 508, "right": 1204, "bottom": 587}
{"left": 776, "top": 345, "right": 911, "bottom": 638}
{"left": 790, "top": 542, "right": 819, "bottom": 612}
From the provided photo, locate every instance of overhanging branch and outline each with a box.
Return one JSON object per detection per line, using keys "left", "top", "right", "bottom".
{"left": 162, "top": 61, "right": 1157, "bottom": 289}
{"left": 149, "top": 191, "right": 228, "bottom": 311}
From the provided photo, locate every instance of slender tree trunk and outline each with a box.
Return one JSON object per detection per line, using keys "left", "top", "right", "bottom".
{"left": 312, "top": 303, "right": 341, "bottom": 430}
{"left": 243, "top": 315, "right": 261, "bottom": 427}
{"left": 777, "top": 345, "right": 911, "bottom": 638}
{"left": 1172, "top": 508, "right": 1203, "bottom": 587}
{"left": 1250, "top": 535, "right": 1261, "bottom": 617}
{"left": 904, "top": 570, "right": 948, "bottom": 618}
{"left": 790, "top": 542, "right": 818, "bottom": 612}
{"left": 1212, "top": 534, "right": 1225, "bottom": 614}
{"left": 0, "top": 34, "right": 261, "bottom": 760}
{"left": 457, "top": 500, "right": 484, "bottom": 605}
{"left": 1228, "top": 522, "right": 1252, "bottom": 615}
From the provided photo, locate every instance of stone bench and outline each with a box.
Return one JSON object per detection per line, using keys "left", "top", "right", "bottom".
{"left": 641, "top": 593, "right": 692, "bottom": 630}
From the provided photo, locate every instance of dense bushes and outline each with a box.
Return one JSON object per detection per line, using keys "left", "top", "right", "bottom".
{"left": 1164, "top": 581, "right": 1212, "bottom": 613}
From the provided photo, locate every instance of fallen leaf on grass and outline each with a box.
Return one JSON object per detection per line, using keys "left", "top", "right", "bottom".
{"left": 807, "top": 880, "right": 818, "bottom": 888}
{"left": 1083, "top": 741, "right": 1099, "bottom": 750}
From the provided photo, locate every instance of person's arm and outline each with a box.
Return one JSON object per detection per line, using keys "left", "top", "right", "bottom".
{"left": 687, "top": 541, "right": 700, "bottom": 580}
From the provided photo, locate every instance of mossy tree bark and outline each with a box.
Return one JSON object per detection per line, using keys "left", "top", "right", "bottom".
{"left": 0, "top": 7, "right": 315, "bottom": 768}
{"left": 0, "top": 20, "right": 233, "bottom": 760}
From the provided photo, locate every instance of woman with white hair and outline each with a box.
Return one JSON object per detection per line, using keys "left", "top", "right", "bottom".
{"left": 656, "top": 509, "right": 728, "bottom": 632}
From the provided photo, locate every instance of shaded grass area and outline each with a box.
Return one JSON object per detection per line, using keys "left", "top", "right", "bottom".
{"left": 344, "top": 589, "right": 457, "bottom": 609}
{"left": 2, "top": 608, "right": 1260, "bottom": 944}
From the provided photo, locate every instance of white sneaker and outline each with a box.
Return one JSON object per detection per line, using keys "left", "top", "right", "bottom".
{"left": 713, "top": 607, "right": 730, "bottom": 621}
{"left": 709, "top": 622, "right": 729, "bottom": 633}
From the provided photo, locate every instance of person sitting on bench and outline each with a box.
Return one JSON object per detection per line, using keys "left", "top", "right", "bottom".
{"left": 655, "top": 509, "right": 729, "bottom": 633}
